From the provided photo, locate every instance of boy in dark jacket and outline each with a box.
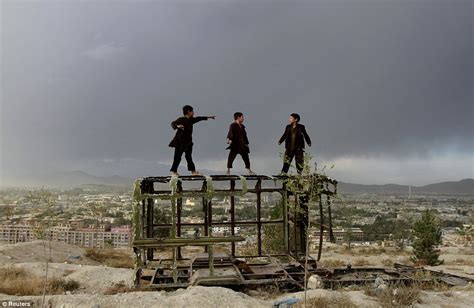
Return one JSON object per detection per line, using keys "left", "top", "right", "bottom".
{"left": 169, "top": 105, "right": 215, "bottom": 176}
{"left": 226, "top": 112, "right": 256, "bottom": 175}
{"left": 278, "top": 113, "right": 312, "bottom": 174}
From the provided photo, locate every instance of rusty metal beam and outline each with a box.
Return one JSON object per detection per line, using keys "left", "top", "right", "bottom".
{"left": 230, "top": 179, "right": 236, "bottom": 256}
{"left": 133, "top": 236, "right": 245, "bottom": 247}
{"left": 256, "top": 179, "right": 262, "bottom": 256}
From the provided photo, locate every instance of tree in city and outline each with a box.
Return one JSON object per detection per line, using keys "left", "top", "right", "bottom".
{"left": 25, "top": 188, "right": 57, "bottom": 307}
{"left": 411, "top": 210, "right": 443, "bottom": 266}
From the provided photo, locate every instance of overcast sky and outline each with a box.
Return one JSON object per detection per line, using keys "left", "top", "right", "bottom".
{"left": 1, "top": 0, "right": 472, "bottom": 185}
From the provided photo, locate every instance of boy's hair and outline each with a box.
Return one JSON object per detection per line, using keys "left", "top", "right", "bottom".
{"left": 234, "top": 112, "right": 243, "bottom": 120}
{"left": 183, "top": 105, "right": 194, "bottom": 115}
{"left": 290, "top": 113, "right": 300, "bottom": 122}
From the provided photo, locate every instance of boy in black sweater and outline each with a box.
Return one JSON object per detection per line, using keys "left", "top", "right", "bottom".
{"left": 278, "top": 113, "right": 312, "bottom": 174}
{"left": 169, "top": 105, "right": 215, "bottom": 176}
{"left": 226, "top": 112, "right": 256, "bottom": 175}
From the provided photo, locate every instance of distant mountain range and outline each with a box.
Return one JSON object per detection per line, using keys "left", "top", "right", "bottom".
{"left": 3, "top": 171, "right": 473, "bottom": 195}
{"left": 338, "top": 178, "right": 474, "bottom": 195}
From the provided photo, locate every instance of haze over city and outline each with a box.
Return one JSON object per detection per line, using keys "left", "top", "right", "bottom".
{"left": 1, "top": 0, "right": 472, "bottom": 186}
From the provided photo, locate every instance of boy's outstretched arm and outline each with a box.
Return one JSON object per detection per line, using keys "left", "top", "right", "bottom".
{"left": 192, "top": 115, "right": 216, "bottom": 124}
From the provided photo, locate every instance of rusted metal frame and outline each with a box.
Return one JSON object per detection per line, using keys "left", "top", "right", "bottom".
{"left": 141, "top": 283, "right": 190, "bottom": 289}
{"left": 327, "top": 195, "right": 335, "bottom": 243}
{"left": 299, "top": 197, "right": 308, "bottom": 256}
{"left": 141, "top": 200, "right": 146, "bottom": 238}
{"left": 230, "top": 179, "right": 236, "bottom": 256}
{"left": 207, "top": 187, "right": 215, "bottom": 276}
{"left": 152, "top": 188, "right": 279, "bottom": 195}
{"left": 176, "top": 180, "right": 183, "bottom": 259}
{"left": 202, "top": 180, "right": 208, "bottom": 252}
{"left": 138, "top": 189, "right": 336, "bottom": 200}
{"left": 152, "top": 220, "right": 285, "bottom": 228}
{"left": 318, "top": 193, "right": 324, "bottom": 261}
{"left": 133, "top": 236, "right": 245, "bottom": 247}
{"left": 293, "top": 194, "right": 298, "bottom": 258}
{"left": 236, "top": 253, "right": 291, "bottom": 258}
{"left": 281, "top": 185, "right": 289, "bottom": 255}
{"left": 146, "top": 198, "right": 154, "bottom": 260}
{"left": 256, "top": 179, "right": 262, "bottom": 256}
{"left": 142, "top": 175, "right": 290, "bottom": 182}
{"left": 170, "top": 180, "right": 178, "bottom": 283}
{"left": 140, "top": 199, "right": 147, "bottom": 267}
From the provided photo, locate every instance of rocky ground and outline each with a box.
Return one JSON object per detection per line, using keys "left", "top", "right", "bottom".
{"left": 0, "top": 240, "right": 473, "bottom": 307}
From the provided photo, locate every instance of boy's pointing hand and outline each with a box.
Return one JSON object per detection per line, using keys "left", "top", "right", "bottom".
{"left": 208, "top": 115, "right": 216, "bottom": 120}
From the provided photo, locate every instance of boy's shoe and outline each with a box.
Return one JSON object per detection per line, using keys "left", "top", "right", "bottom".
{"left": 247, "top": 169, "right": 256, "bottom": 176}
{"left": 226, "top": 170, "right": 231, "bottom": 175}
{"left": 171, "top": 172, "right": 179, "bottom": 177}
{"left": 191, "top": 171, "right": 203, "bottom": 176}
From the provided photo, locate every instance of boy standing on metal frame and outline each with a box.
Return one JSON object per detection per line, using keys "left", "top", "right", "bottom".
{"left": 278, "top": 113, "right": 312, "bottom": 174}
{"left": 169, "top": 105, "right": 215, "bottom": 176}
{"left": 226, "top": 112, "right": 256, "bottom": 175}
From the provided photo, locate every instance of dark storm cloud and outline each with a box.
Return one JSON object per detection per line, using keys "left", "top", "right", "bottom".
{"left": 1, "top": 0, "right": 472, "bottom": 180}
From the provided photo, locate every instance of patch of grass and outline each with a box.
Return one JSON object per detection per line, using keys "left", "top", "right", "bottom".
{"left": 353, "top": 258, "right": 370, "bottom": 266}
{"left": 356, "top": 247, "right": 379, "bottom": 255}
{"left": 0, "top": 266, "right": 42, "bottom": 295}
{"left": 381, "top": 258, "right": 393, "bottom": 267}
{"left": 459, "top": 247, "right": 474, "bottom": 255}
{"left": 47, "top": 277, "right": 80, "bottom": 293}
{"left": 103, "top": 282, "right": 133, "bottom": 295}
{"left": 365, "top": 284, "right": 421, "bottom": 307}
{"left": 85, "top": 248, "right": 134, "bottom": 268}
{"left": 295, "top": 294, "right": 357, "bottom": 308}
{"left": 63, "top": 269, "right": 76, "bottom": 276}
{"left": 320, "top": 259, "right": 347, "bottom": 268}
{"left": 447, "top": 258, "right": 474, "bottom": 266}
{"left": 0, "top": 266, "right": 80, "bottom": 295}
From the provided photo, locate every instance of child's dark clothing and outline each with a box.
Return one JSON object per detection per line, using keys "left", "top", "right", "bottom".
{"left": 226, "top": 123, "right": 251, "bottom": 169}
{"left": 169, "top": 116, "right": 208, "bottom": 172}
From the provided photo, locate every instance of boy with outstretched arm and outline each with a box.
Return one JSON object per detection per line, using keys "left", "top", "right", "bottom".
{"left": 169, "top": 105, "right": 215, "bottom": 176}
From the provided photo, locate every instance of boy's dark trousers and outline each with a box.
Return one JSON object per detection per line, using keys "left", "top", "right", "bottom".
{"left": 227, "top": 150, "right": 250, "bottom": 169}
{"left": 170, "top": 146, "right": 196, "bottom": 172}
{"left": 281, "top": 148, "right": 304, "bottom": 173}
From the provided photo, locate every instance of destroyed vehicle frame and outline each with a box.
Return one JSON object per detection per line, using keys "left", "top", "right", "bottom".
{"left": 132, "top": 174, "right": 337, "bottom": 289}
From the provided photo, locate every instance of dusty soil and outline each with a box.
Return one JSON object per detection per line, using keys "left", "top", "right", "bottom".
{"left": 1, "top": 241, "right": 473, "bottom": 307}
{"left": 0, "top": 241, "right": 101, "bottom": 265}
{"left": 1, "top": 287, "right": 473, "bottom": 307}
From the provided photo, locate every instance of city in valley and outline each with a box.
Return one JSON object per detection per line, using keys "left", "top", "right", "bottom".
{"left": 1, "top": 179, "right": 472, "bottom": 253}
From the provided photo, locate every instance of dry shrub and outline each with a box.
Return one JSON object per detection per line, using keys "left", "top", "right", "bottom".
{"left": 353, "top": 258, "right": 370, "bottom": 266}
{"left": 47, "top": 277, "right": 80, "bottom": 293}
{"left": 379, "top": 286, "right": 421, "bottom": 307}
{"left": 381, "top": 258, "right": 393, "bottom": 267}
{"left": 0, "top": 266, "right": 80, "bottom": 296}
{"left": 448, "top": 258, "right": 474, "bottom": 266}
{"left": 321, "top": 259, "right": 346, "bottom": 268}
{"left": 85, "top": 248, "right": 134, "bottom": 268}
{"left": 365, "top": 285, "right": 421, "bottom": 307}
{"left": 63, "top": 269, "right": 76, "bottom": 277}
{"left": 238, "top": 243, "right": 259, "bottom": 256}
{"left": 104, "top": 282, "right": 133, "bottom": 295}
{"left": 356, "top": 247, "right": 379, "bottom": 256}
{"left": 459, "top": 248, "right": 474, "bottom": 255}
{"left": 295, "top": 294, "right": 357, "bottom": 308}
{"left": 0, "top": 267, "right": 42, "bottom": 295}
